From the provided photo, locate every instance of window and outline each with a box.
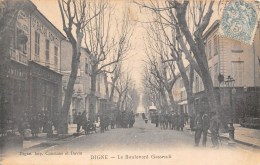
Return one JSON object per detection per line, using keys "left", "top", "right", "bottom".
{"left": 208, "top": 40, "right": 212, "bottom": 59}
{"left": 35, "top": 31, "right": 40, "bottom": 58}
{"left": 231, "top": 61, "right": 244, "bottom": 86}
{"left": 232, "top": 41, "right": 243, "bottom": 53}
{"left": 17, "top": 28, "right": 27, "bottom": 53}
{"left": 54, "top": 46, "right": 58, "bottom": 67}
{"left": 213, "top": 35, "right": 218, "bottom": 55}
{"left": 9, "top": 30, "right": 15, "bottom": 48}
{"left": 214, "top": 63, "right": 219, "bottom": 86}
{"left": 45, "top": 39, "right": 50, "bottom": 64}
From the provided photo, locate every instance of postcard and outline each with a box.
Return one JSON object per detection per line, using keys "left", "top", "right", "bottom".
{"left": 0, "top": 0, "right": 260, "bottom": 165}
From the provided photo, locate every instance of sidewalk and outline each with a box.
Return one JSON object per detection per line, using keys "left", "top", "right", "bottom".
{"left": 23, "top": 124, "right": 80, "bottom": 150}
{"left": 185, "top": 123, "right": 260, "bottom": 149}
{"left": 219, "top": 124, "right": 260, "bottom": 148}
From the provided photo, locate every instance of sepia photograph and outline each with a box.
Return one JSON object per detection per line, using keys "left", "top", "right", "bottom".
{"left": 0, "top": 0, "right": 260, "bottom": 164}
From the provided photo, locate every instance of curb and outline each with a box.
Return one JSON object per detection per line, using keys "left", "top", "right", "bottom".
{"left": 22, "top": 133, "right": 79, "bottom": 151}
{"left": 186, "top": 127, "right": 260, "bottom": 149}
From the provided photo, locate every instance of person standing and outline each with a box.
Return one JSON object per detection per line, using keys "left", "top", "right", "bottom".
{"left": 202, "top": 113, "right": 210, "bottom": 147}
{"left": 210, "top": 111, "right": 220, "bottom": 148}
{"left": 190, "top": 113, "right": 196, "bottom": 131}
{"left": 194, "top": 112, "right": 203, "bottom": 147}
{"left": 178, "top": 112, "right": 185, "bottom": 131}
{"left": 75, "top": 112, "right": 82, "bottom": 133}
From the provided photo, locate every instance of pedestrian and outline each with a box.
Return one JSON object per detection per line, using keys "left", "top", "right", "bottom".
{"left": 210, "top": 111, "right": 220, "bottom": 148}
{"left": 194, "top": 112, "right": 203, "bottom": 147}
{"left": 75, "top": 112, "right": 82, "bottom": 133}
{"left": 175, "top": 113, "right": 180, "bottom": 130}
{"left": 190, "top": 113, "right": 196, "bottom": 131}
{"left": 155, "top": 113, "right": 159, "bottom": 127}
{"left": 46, "top": 119, "right": 53, "bottom": 138}
{"left": 184, "top": 112, "right": 189, "bottom": 125}
{"left": 100, "top": 115, "right": 105, "bottom": 133}
{"left": 202, "top": 112, "right": 210, "bottom": 147}
{"left": 30, "top": 115, "right": 39, "bottom": 137}
{"left": 178, "top": 112, "right": 185, "bottom": 131}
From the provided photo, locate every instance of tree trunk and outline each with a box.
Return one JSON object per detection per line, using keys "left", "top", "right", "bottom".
{"left": 109, "top": 85, "right": 115, "bottom": 102}
{"left": 117, "top": 93, "right": 122, "bottom": 111}
{"left": 176, "top": 6, "right": 220, "bottom": 115}
{"left": 160, "top": 88, "right": 169, "bottom": 113}
{"left": 59, "top": 45, "right": 79, "bottom": 134}
{"left": 187, "top": 90, "right": 195, "bottom": 115}
{"left": 167, "top": 90, "right": 176, "bottom": 112}
{"left": 89, "top": 72, "right": 97, "bottom": 123}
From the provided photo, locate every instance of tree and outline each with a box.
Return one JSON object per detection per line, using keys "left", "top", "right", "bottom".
{"left": 108, "top": 62, "right": 122, "bottom": 103}
{"left": 83, "top": 1, "right": 133, "bottom": 122}
{"left": 144, "top": 22, "right": 178, "bottom": 112}
{"left": 142, "top": 63, "right": 169, "bottom": 113}
{"left": 58, "top": 0, "right": 103, "bottom": 133}
{"left": 115, "top": 72, "right": 131, "bottom": 111}
{"left": 138, "top": 0, "right": 223, "bottom": 116}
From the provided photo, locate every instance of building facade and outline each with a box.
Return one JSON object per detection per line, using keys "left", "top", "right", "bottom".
{"left": 0, "top": 0, "right": 64, "bottom": 126}
{"left": 61, "top": 41, "right": 108, "bottom": 123}
{"left": 173, "top": 20, "right": 260, "bottom": 121}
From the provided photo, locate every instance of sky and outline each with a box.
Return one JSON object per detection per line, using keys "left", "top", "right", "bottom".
{"left": 31, "top": 0, "right": 148, "bottom": 89}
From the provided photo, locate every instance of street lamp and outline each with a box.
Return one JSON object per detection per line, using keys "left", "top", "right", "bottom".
{"left": 224, "top": 75, "right": 236, "bottom": 142}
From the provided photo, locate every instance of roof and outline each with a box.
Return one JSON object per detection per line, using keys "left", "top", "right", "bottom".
{"left": 203, "top": 20, "right": 220, "bottom": 39}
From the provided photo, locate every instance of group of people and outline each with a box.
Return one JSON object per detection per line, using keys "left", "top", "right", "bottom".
{"left": 158, "top": 112, "right": 189, "bottom": 131}
{"left": 150, "top": 109, "right": 221, "bottom": 148}
{"left": 74, "top": 110, "right": 136, "bottom": 134}
{"left": 116, "top": 111, "right": 135, "bottom": 128}
{"left": 28, "top": 112, "right": 58, "bottom": 137}
{"left": 6, "top": 112, "right": 59, "bottom": 138}
{"left": 149, "top": 112, "right": 189, "bottom": 131}
{"left": 194, "top": 111, "right": 221, "bottom": 148}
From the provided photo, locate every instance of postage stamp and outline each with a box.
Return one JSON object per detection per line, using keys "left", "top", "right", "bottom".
{"left": 219, "top": 0, "right": 259, "bottom": 44}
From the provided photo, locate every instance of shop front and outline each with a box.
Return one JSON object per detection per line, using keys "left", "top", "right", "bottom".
{"left": 28, "top": 61, "right": 62, "bottom": 121}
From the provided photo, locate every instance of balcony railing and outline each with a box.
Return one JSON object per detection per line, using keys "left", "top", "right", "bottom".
{"left": 9, "top": 48, "right": 28, "bottom": 65}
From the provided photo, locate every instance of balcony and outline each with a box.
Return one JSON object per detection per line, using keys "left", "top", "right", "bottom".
{"left": 9, "top": 48, "right": 28, "bottom": 65}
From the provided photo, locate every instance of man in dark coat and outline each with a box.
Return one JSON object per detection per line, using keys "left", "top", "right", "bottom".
{"left": 190, "top": 113, "right": 196, "bottom": 131}
{"left": 202, "top": 113, "right": 210, "bottom": 147}
{"left": 178, "top": 112, "right": 185, "bottom": 131}
{"left": 194, "top": 112, "right": 203, "bottom": 147}
{"left": 75, "top": 112, "right": 82, "bottom": 133}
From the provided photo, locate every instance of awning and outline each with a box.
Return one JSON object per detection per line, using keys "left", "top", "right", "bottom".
{"left": 178, "top": 100, "right": 187, "bottom": 105}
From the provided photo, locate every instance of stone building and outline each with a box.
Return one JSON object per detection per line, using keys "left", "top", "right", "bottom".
{"left": 61, "top": 41, "right": 108, "bottom": 123}
{"left": 0, "top": 0, "right": 65, "bottom": 125}
{"left": 173, "top": 20, "right": 260, "bottom": 121}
